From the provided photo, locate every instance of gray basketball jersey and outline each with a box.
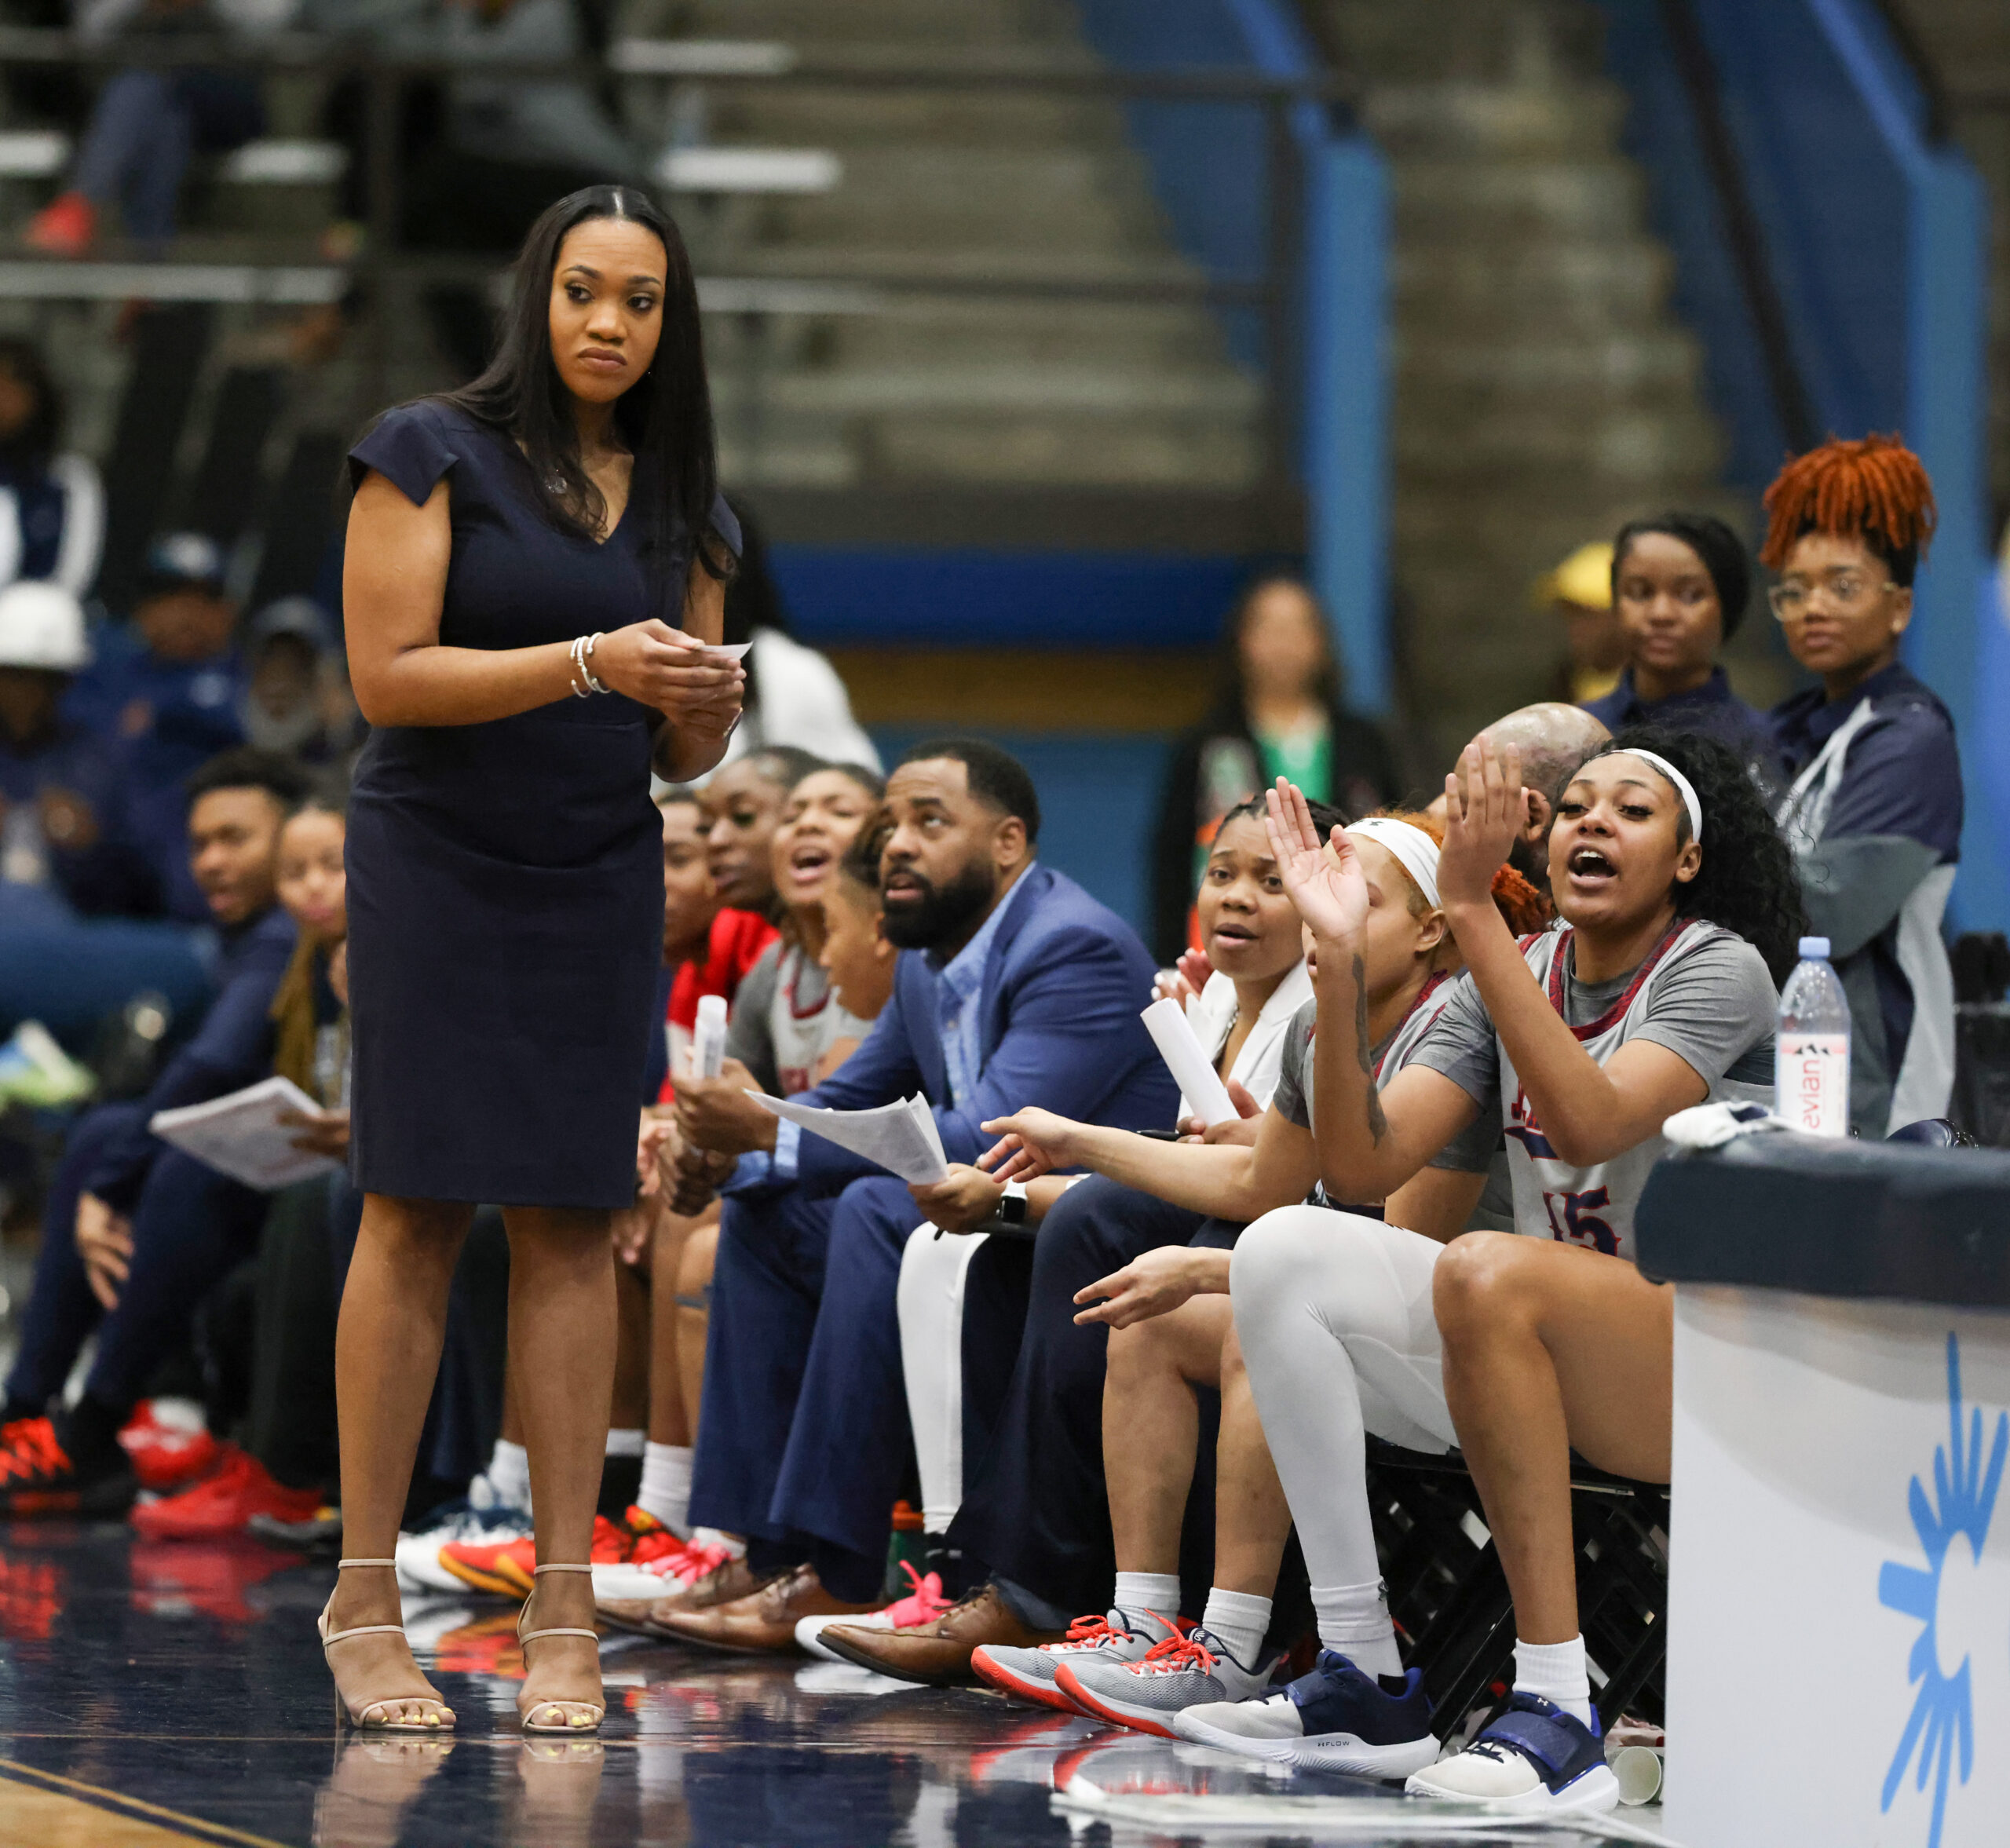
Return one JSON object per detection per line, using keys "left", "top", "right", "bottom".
{"left": 1500, "top": 922, "right": 1771, "bottom": 1264}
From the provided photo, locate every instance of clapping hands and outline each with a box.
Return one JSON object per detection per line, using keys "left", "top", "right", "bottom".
{"left": 1438, "top": 736, "right": 1524, "bottom": 911}
{"left": 1263, "top": 776, "right": 1369, "bottom": 944}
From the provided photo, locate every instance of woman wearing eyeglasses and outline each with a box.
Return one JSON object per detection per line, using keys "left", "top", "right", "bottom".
{"left": 1764, "top": 435, "right": 1961, "bottom": 1135}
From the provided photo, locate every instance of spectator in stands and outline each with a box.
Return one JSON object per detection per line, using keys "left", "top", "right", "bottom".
{"left": 68, "top": 532, "right": 246, "bottom": 922}
{"left": 1178, "top": 736, "right": 1793, "bottom": 1810}
{"left": 1537, "top": 541, "right": 1624, "bottom": 706}
{"left": 1764, "top": 436, "right": 1961, "bottom": 1135}
{"left": 239, "top": 597, "right": 358, "bottom": 767}
{"left": 0, "top": 580, "right": 151, "bottom": 919}
{"left": 25, "top": 0, "right": 268, "bottom": 256}
{"left": 128, "top": 794, "right": 352, "bottom": 1538}
{"left": 608, "top": 741, "right": 1175, "bottom": 1650}
{"left": 0, "top": 337, "right": 104, "bottom": 596}
{"left": 1152, "top": 574, "right": 1397, "bottom": 964}
{"left": 1583, "top": 513, "right": 1778, "bottom": 781}
{"left": 715, "top": 502, "right": 881, "bottom": 772}
{"left": 0, "top": 747, "right": 308, "bottom": 1517}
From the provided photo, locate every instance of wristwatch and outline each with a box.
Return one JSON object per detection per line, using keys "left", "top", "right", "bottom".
{"left": 995, "top": 1181, "right": 1029, "bottom": 1225}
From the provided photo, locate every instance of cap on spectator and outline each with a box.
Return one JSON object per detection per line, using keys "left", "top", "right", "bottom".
{"left": 140, "top": 531, "right": 227, "bottom": 597}
{"left": 0, "top": 579, "right": 90, "bottom": 670}
{"left": 245, "top": 596, "right": 334, "bottom": 656}
{"left": 1533, "top": 541, "right": 1615, "bottom": 612}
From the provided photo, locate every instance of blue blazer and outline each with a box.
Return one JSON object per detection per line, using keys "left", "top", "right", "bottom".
{"left": 784, "top": 864, "right": 1176, "bottom": 1192}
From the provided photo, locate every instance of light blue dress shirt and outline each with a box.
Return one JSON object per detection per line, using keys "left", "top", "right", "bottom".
{"left": 752, "top": 870, "right": 1032, "bottom": 1184}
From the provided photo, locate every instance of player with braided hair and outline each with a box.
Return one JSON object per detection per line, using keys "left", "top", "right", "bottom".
{"left": 1764, "top": 434, "right": 1961, "bottom": 1134}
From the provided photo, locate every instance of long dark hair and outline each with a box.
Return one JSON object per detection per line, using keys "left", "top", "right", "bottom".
{"left": 1592, "top": 725, "right": 1804, "bottom": 984}
{"left": 443, "top": 185, "right": 732, "bottom": 582}
{"left": 1208, "top": 572, "right": 1343, "bottom": 728}
{"left": 0, "top": 337, "right": 60, "bottom": 469}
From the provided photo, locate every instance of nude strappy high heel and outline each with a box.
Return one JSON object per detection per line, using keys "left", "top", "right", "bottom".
{"left": 517, "top": 1562, "right": 605, "bottom": 1733}
{"left": 319, "top": 1558, "right": 456, "bottom": 1732}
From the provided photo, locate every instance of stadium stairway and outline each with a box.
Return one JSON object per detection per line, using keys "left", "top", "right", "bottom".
{"left": 1307, "top": 0, "right": 1750, "bottom": 761}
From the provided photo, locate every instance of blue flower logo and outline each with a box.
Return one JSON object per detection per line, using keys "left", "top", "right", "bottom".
{"left": 1877, "top": 1333, "right": 2008, "bottom": 1848}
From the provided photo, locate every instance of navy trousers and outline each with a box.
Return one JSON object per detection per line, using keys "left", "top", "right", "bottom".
{"left": 5, "top": 1102, "right": 268, "bottom": 1415}
{"left": 948, "top": 1175, "right": 1237, "bottom": 1617}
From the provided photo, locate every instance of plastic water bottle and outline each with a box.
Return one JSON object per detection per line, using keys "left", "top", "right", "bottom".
{"left": 1776, "top": 936, "right": 1851, "bottom": 1136}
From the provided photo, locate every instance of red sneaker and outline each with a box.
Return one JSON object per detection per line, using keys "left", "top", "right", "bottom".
{"left": 128, "top": 1445, "right": 322, "bottom": 1540}
{"left": 119, "top": 1401, "right": 219, "bottom": 1493}
{"left": 622, "top": 1507, "right": 685, "bottom": 1569}
{"left": 441, "top": 1533, "right": 535, "bottom": 1599}
{"left": 0, "top": 1415, "right": 137, "bottom": 1517}
{"left": 24, "top": 192, "right": 96, "bottom": 257}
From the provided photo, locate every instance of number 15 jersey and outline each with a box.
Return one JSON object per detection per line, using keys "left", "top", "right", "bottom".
{"left": 1409, "top": 919, "right": 1778, "bottom": 1265}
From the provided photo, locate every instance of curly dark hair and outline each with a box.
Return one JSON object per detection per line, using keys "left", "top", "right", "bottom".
{"left": 1589, "top": 725, "right": 1805, "bottom": 984}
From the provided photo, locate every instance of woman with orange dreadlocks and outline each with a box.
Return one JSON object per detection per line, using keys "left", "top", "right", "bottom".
{"left": 1763, "top": 435, "right": 1961, "bottom": 1135}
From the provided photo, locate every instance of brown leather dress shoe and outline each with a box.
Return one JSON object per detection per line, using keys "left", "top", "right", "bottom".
{"left": 818, "top": 1583, "right": 1064, "bottom": 1685}
{"left": 648, "top": 1562, "right": 885, "bottom": 1656}
{"left": 619, "top": 1555, "right": 780, "bottom": 1634}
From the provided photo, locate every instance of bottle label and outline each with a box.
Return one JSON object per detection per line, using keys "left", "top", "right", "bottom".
{"left": 1778, "top": 1033, "right": 1851, "bottom": 1137}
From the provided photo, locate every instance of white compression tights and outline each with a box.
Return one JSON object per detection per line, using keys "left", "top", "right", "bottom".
{"left": 896, "top": 1225, "right": 990, "bottom": 1533}
{"left": 1230, "top": 1206, "right": 1456, "bottom": 1595}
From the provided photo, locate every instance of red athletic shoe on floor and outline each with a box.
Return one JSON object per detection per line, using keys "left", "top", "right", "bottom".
{"left": 129, "top": 1444, "right": 323, "bottom": 1540}
{"left": 119, "top": 1401, "right": 220, "bottom": 1493}
{"left": 440, "top": 1533, "right": 535, "bottom": 1599}
{"left": 24, "top": 191, "right": 96, "bottom": 257}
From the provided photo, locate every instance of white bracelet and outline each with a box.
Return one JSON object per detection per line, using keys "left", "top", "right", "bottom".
{"left": 581, "top": 632, "right": 610, "bottom": 696}
{"left": 568, "top": 635, "right": 592, "bottom": 697}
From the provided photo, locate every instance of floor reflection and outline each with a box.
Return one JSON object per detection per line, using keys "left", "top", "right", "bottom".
{"left": 0, "top": 1525, "right": 1664, "bottom": 1848}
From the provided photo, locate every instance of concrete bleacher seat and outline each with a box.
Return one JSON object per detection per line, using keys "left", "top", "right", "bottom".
{"left": 0, "top": 133, "right": 345, "bottom": 184}
{"left": 657, "top": 146, "right": 841, "bottom": 194}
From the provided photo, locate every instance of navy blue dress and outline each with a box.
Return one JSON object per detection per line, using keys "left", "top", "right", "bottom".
{"left": 345, "top": 401, "right": 736, "bottom": 1207}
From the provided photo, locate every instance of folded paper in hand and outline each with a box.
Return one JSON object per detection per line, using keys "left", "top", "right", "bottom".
{"left": 150, "top": 1076, "right": 341, "bottom": 1191}
{"left": 752, "top": 1091, "right": 948, "bottom": 1185}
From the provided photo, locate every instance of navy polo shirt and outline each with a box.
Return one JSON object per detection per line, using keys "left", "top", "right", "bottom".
{"left": 1583, "top": 667, "right": 1782, "bottom": 777}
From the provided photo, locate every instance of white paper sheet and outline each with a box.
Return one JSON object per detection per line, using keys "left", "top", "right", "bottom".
{"left": 149, "top": 1076, "right": 342, "bottom": 1191}
{"left": 752, "top": 1091, "right": 948, "bottom": 1184}
{"left": 1141, "top": 996, "right": 1237, "bottom": 1127}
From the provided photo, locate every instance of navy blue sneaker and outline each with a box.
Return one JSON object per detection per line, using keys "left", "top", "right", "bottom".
{"left": 1405, "top": 1692, "right": 1618, "bottom": 1813}
{"left": 1172, "top": 1649, "right": 1439, "bottom": 1777}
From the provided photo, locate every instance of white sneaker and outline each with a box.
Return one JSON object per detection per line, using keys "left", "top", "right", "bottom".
{"left": 1054, "top": 1625, "right": 1273, "bottom": 1738}
{"left": 1404, "top": 1693, "right": 1619, "bottom": 1813}
{"left": 971, "top": 1607, "right": 1181, "bottom": 1713}
{"left": 393, "top": 1498, "right": 529, "bottom": 1594}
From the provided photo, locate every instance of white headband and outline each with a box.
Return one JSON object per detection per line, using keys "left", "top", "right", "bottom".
{"left": 1607, "top": 749, "right": 1703, "bottom": 844}
{"left": 1346, "top": 816, "right": 1442, "bottom": 910}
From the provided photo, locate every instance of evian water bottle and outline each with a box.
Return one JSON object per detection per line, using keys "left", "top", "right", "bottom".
{"left": 1776, "top": 936, "right": 1851, "bottom": 1136}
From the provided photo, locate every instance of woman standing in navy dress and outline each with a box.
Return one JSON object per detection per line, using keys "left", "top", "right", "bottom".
{"left": 324, "top": 187, "right": 744, "bottom": 1734}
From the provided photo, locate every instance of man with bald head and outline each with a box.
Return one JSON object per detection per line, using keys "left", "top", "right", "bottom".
{"left": 1427, "top": 702, "right": 1610, "bottom": 893}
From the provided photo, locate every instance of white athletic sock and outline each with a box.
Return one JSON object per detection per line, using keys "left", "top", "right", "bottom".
{"left": 1514, "top": 1635, "right": 1594, "bottom": 1727}
{"left": 1112, "top": 1571, "right": 1181, "bottom": 1625}
{"left": 1310, "top": 1580, "right": 1402, "bottom": 1679}
{"left": 605, "top": 1426, "right": 645, "bottom": 1457}
{"left": 1198, "top": 1588, "right": 1271, "bottom": 1671}
{"left": 488, "top": 1439, "right": 532, "bottom": 1514}
{"left": 638, "top": 1442, "right": 694, "bottom": 1538}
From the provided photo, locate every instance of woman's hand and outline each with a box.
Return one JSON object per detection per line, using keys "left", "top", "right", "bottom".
{"left": 909, "top": 1163, "right": 1004, "bottom": 1235}
{"left": 591, "top": 621, "right": 745, "bottom": 726}
{"left": 1179, "top": 1077, "right": 1262, "bottom": 1145}
{"left": 979, "top": 1109, "right": 1082, "bottom": 1180}
{"left": 280, "top": 1107, "right": 351, "bottom": 1160}
{"left": 1264, "top": 778, "right": 1368, "bottom": 944}
{"left": 75, "top": 1192, "right": 133, "bottom": 1311}
{"left": 1439, "top": 737, "right": 1525, "bottom": 911}
{"left": 635, "top": 1113, "right": 676, "bottom": 1199}
{"left": 1153, "top": 947, "right": 1213, "bottom": 1009}
{"left": 1073, "top": 1245, "right": 1209, "bottom": 1329}
{"left": 610, "top": 1198, "right": 655, "bottom": 1266}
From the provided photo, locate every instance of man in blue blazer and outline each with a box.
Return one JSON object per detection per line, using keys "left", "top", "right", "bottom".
{"left": 649, "top": 740, "right": 1175, "bottom": 1645}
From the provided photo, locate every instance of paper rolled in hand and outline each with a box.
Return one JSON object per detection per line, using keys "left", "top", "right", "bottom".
{"left": 693, "top": 993, "right": 729, "bottom": 1079}
{"left": 1140, "top": 996, "right": 1237, "bottom": 1127}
